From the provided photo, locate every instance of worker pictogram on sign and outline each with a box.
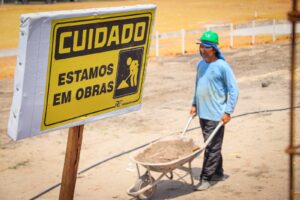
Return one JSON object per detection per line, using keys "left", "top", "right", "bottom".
{"left": 114, "top": 48, "right": 144, "bottom": 98}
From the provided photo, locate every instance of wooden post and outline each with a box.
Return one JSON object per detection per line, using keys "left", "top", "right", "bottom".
{"left": 251, "top": 20, "right": 256, "bottom": 45}
{"left": 181, "top": 29, "right": 185, "bottom": 55}
{"left": 230, "top": 23, "right": 234, "bottom": 48}
{"left": 59, "top": 125, "right": 84, "bottom": 200}
{"left": 272, "top": 19, "right": 276, "bottom": 42}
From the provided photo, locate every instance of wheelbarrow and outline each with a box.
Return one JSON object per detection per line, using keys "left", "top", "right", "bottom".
{"left": 127, "top": 116, "right": 223, "bottom": 199}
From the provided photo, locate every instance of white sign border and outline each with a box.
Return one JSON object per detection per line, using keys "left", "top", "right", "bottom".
{"left": 8, "top": 4, "right": 156, "bottom": 140}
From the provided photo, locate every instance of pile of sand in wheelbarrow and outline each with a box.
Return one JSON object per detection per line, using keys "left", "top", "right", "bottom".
{"left": 135, "top": 138, "right": 200, "bottom": 164}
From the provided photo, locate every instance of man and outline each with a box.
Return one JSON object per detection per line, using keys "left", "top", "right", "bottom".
{"left": 190, "top": 30, "right": 239, "bottom": 191}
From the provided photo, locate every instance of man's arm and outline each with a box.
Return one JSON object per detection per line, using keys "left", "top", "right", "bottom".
{"left": 190, "top": 62, "right": 200, "bottom": 117}
{"left": 223, "top": 64, "right": 239, "bottom": 124}
{"left": 190, "top": 105, "right": 197, "bottom": 117}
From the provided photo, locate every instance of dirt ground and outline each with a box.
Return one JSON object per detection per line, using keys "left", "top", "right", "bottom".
{"left": 0, "top": 1, "right": 299, "bottom": 199}
{"left": 0, "top": 41, "right": 299, "bottom": 200}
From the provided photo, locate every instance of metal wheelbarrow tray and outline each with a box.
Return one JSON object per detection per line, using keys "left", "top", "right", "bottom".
{"left": 127, "top": 117, "right": 223, "bottom": 199}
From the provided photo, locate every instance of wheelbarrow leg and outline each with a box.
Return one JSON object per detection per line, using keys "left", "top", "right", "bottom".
{"left": 136, "top": 164, "right": 141, "bottom": 177}
{"left": 164, "top": 171, "right": 173, "bottom": 180}
{"left": 188, "top": 161, "right": 194, "bottom": 185}
{"left": 146, "top": 167, "right": 154, "bottom": 185}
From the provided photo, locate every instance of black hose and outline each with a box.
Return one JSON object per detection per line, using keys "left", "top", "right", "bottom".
{"left": 29, "top": 134, "right": 174, "bottom": 200}
{"left": 232, "top": 106, "right": 300, "bottom": 118}
{"left": 29, "top": 105, "right": 300, "bottom": 199}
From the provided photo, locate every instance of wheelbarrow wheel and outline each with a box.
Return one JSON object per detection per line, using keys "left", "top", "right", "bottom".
{"left": 133, "top": 173, "right": 156, "bottom": 200}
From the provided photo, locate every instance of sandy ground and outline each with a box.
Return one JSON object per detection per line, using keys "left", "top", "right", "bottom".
{"left": 0, "top": 42, "right": 300, "bottom": 200}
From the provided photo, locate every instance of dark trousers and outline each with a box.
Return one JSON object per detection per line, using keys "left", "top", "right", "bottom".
{"left": 199, "top": 118, "right": 225, "bottom": 181}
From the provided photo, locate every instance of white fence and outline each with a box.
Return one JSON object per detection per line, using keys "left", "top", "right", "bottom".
{"left": 0, "top": 19, "right": 298, "bottom": 58}
{"left": 151, "top": 19, "right": 300, "bottom": 57}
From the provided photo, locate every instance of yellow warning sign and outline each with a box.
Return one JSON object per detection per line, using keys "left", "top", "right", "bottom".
{"left": 42, "top": 10, "right": 154, "bottom": 130}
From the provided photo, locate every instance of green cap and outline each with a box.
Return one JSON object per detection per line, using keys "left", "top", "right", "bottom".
{"left": 198, "top": 30, "right": 219, "bottom": 44}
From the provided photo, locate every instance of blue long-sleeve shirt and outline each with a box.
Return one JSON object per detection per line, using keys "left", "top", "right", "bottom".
{"left": 192, "top": 59, "right": 239, "bottom": 121}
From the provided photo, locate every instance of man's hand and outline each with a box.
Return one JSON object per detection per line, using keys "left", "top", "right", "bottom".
{"left": 190, "top": 105, "right": 197, "bottom": 117}
{"left": 221, "top": 113, "right": 231, "bottom": 124}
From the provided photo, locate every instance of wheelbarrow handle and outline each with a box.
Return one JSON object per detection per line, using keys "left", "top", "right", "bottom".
{"left": 202, "top": 121, "right": 224, "bottom": 149}
{"left": 180, "top": 117, "right": 224, "bottom": 148}
{"left": 180, "top": 116, "right": 194, "bottom": 137}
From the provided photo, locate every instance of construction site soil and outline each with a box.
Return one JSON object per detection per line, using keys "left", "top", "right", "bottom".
{"left": 0, "top": 41, "right": 299, "bottom": 199}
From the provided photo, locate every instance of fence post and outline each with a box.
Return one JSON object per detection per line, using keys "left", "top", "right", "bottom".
{"left": 181, "top": 29, "right": 185, "bottom": 55}
{"left": 155, "top": 31, "right": 159, "bottom": 57}
{"left": 272, "top": 19, "right": 276, "bottom": 42}
{"left": 251, "top": 20, "right": 256, "bottom": 45}
{"left": 230, "top": 23, "right": 234, "bottom": 48}
{"left": 254, "top": 11, "right": 258, "bottom": 19}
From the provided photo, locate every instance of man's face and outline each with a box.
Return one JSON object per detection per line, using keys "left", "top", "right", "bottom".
{"left": 199, "top": 44, "right": 217, "bottom": 63}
